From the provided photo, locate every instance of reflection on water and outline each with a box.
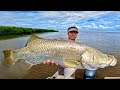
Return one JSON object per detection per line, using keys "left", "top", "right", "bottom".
{"left": 0, "top": 31, "right": 120, "bottom": 60}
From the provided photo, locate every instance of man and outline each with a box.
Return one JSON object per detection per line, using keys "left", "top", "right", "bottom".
{"left": 42, "top": 26, "right": 96, "bottom": 79}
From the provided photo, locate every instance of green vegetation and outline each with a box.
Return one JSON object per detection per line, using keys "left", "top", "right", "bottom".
{"left": 0, "top": 26, "right": 58, "bottom": 40}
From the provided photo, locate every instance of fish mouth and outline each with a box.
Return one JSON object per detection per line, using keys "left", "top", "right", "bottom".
{"left": 109, "top": 57, "right": 117, "bottom": 66}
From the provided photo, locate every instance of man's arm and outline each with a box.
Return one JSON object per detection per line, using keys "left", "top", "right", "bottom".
{"left": 42, "top": 60, "right": 75, "bottom": 79}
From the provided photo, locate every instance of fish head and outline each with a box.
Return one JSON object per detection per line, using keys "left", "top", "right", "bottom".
{"left": 99, "top": 55, "right": 117, "bottom": 68}
{"left": 81, "top": 48, "right": 117, "bottom": 69}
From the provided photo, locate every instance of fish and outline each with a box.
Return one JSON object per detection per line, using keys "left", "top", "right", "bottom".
{"left": 2, "top": 34, "right": 117, "bottom": 79}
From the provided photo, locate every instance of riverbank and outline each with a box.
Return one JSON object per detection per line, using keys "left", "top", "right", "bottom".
{"left": 0, "top": 26, "right": 58, "bottom": 40}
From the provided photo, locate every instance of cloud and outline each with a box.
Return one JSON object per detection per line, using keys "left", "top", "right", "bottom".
{"left": 37, "top": 11, "right": 112, "bottom": 25}
{"left": 0, "top": 11, "right": 120, "bottom": 31}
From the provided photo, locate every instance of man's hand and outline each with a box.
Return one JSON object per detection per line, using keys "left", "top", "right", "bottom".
{"left": 42, "top": 60, "right": 58, "bottom": 65}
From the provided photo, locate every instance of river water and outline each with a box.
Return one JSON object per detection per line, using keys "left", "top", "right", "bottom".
{"left": 0, "top": 31, "right": 120, "bottom": 60}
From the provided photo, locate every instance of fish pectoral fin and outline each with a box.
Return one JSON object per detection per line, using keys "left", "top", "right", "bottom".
{"left": 64, "top": 68, "right": 76, "bottom": 79}
{"left": 63, "top": 60, "right": 78, "bottom": 67}
{"left": 82, "top": 61, "right": 97, "bottom": 70}
{"left": 99, "top": 63, "right": 109, "bottom": 68}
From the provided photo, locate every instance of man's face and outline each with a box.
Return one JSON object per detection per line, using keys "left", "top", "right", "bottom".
{"left": 68, "top": 28, "right": 79, "bottom": 40}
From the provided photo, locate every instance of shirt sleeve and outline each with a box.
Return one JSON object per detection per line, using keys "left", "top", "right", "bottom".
{"left": 58, "top": 66, "right": 75, "bottom": 78}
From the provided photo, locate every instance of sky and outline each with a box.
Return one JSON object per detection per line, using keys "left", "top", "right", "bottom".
{"left": 0, "top": 11, "right": 120, "bottom": 31}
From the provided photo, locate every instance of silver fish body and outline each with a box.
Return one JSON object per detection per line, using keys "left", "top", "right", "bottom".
{"left": 2, "top": 34, "right": 117, "bottom": 79}
{"left": 3, "top": 34, "right": 117, "bottom": 70}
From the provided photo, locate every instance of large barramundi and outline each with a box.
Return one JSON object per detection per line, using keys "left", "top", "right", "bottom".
{"left": 2, "top": 34, "right": 117, "bottom": 78}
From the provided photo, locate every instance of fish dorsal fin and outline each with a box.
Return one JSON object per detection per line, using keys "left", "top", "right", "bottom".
{"left": 25, "top": 34, "right": 44, "bottom": 46}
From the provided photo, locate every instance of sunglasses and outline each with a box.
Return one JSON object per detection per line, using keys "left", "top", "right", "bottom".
{"left": 69, "top": 31, "right": 78, "bottom": 33}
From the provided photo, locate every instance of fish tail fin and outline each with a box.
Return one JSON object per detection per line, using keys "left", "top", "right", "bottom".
{"left": 3, "top": 50, "right": 13, "bottom": 58}
{"left": 2, "top": 50, "right": 14, "bottom": 67}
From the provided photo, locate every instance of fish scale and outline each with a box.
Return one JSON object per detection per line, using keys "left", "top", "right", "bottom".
{"left": 3, "top": 34, "right": 117, "bottom": 70}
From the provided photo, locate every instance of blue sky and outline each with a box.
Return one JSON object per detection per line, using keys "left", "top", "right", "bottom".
{"left": 0, "top": 11, "right": 120, "bottom": 31}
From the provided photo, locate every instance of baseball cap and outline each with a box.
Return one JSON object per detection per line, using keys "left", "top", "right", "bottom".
{"left": 67, "top": 27, "right": 79, "bottom": 33}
